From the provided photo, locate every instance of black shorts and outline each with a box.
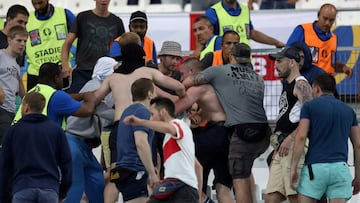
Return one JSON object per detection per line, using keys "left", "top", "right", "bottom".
{"left": 114, "top": 169, "right": 148, "bottom": 201}
{"left": 192, "top": 122, "right": 232, "bottom": 191}
{"left": 0, "top": 108, "right": 15, "bottom": 145}
{"left": 229, "top": 123, "right": 270, "bottom": 179}
{"left": 109, "top": 120, "right": 119, "bottom": 164}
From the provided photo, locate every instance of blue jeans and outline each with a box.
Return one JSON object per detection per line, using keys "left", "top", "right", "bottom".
{"left": 12, "top": 188, "right": 58, "bottom": 203}
{"left": 63, "top": 134, "right": 104, "bottom": 203}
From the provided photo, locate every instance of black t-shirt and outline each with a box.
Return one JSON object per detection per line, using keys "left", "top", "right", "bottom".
{"left": 70, "top": 10, "right": 125, "bottom": 70}
{"left": 201, "top": 52, "right": 214, "bottom": 69}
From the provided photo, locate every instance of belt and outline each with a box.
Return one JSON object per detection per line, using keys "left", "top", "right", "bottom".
{"left": 71, "top": 134, "right": 87, "bottom": 141}
{"left": 206, "top": 121, "right": 225, "bottom": 127}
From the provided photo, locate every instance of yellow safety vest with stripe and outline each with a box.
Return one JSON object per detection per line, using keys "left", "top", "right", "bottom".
{"left": 26, "top": 7, "right": 68, "bottom": 76}
{"left": 13, "top": 84, "right": 66, "bottom": 129}
{"left": 302, "top": 23, "right": 337, "bottom": 75}
{"left": 200, "top": 35, "right": 220, "bottom": 60}
{"left": 212, "top": 2, "right": 250, "bottom": 45}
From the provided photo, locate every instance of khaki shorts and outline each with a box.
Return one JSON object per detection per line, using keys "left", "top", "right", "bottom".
{"left": 266, "top": 143, "right": 307, "bottom": 196}
{"left": 100, "top": 131, "right": 111, "bottom": 169}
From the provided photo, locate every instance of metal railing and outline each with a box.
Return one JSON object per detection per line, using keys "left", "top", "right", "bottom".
{"left": 252, "top": 47, "right": 360, "bottom": 122}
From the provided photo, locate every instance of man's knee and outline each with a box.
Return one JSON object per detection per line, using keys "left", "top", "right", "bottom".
{"left": 265, "top": 192, "right": 286, "bottom": 203}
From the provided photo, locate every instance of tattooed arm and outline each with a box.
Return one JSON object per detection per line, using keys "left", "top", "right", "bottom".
{"left": 293, "top": 79, "right": 313, "bottom": 105}
{"left": 182, "top": 72, "right": 210, "bottom": 89}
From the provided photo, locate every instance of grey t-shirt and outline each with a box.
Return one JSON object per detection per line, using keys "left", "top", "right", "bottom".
{"left": 201, "top": 63, "right": 268, "bottom": 126}
{"left": 0, "top": 49, "right": 20, "bottom": 113}
{"left": 66, "top": 78, "right": 114, "bottom": 138}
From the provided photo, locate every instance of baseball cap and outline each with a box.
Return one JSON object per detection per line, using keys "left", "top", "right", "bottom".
{"left": 158, "top": 41, "right": 182, "bottom": 58}
{"left": 231, "top": 43, "right": 251, "bottom": 64}
{"left": 130, "top": 11, "right": 147, "bottom": 22}
{"left": 269, "top": 47, "right": 300, "bottom": 62}
{"left": 109, "top": 41, "right": 122, "bottom": 58}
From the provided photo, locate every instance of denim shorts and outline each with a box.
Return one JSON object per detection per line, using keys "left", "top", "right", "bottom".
{"left": 13, "top": 188, "right": 58, "bottom": 203}
{"left": 297, "top": 162, "right": 352, "bottom": 200}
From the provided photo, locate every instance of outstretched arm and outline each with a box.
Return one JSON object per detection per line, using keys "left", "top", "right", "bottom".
{"left": 175, "top": 86, "right": 203, "bottom": 114}
{"left": 72, "top": 91, "right": 97, "bottom": 117}
{"left": 183, "top": 72, "right": 210, "bottom": 89}
{"left": 155, "top": 86, "right": 179, "bottom": 103}
{"left": 335, "top": 61, "right": 353, "bottom": 79}
{"left": 250, "top": 29, "right": 285, "bottom": 48}
{"left": 124, "top": 115, "right": 177, "bottom": 137}
{"left": 93, "top": 77, "right": 112, "bottom": 104}
{"left": 150, "top": 69, "right": 185, "bottom": 98}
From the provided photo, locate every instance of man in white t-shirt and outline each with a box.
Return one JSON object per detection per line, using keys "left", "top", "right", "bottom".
{"left": 124, "top": 96, "right": 202, "bottom": 203}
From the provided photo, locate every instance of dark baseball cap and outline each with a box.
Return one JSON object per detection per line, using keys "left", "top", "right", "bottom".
{"left": 269, "top": 47, "right": 300, "bottom": 62}
{"left": 130, "top": 11, "right": 147, "bottom": 22}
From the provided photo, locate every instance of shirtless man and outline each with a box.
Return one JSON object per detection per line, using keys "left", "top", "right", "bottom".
{"left": 176, "top": 57, "right": 233, "bottom": 203}
{"left": 94, "top": 66, "right": 185, "bottom": 203}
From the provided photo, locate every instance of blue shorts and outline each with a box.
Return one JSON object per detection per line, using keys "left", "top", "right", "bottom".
{"left": 297, "top": 162, "right": 352, "bottom": 200}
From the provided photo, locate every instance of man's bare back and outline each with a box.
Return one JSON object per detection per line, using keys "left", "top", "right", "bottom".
{"left": 175, "top": 84, "right": 226, "bottom": 122}
{"left": 95, "top": 66, "right": 185, "bottom": 121}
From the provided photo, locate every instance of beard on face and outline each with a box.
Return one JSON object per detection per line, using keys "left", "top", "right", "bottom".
{"left": 37, "top": 1, "right": 49, "bottom": 15}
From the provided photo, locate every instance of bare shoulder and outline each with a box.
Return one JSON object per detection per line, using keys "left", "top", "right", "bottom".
{"left": 132, "top": 67, "right": 156, "bottom": 79}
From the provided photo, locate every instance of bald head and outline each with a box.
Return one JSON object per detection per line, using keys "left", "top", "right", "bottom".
{"left": 317, "top": 3, "right": 337, "bottom": 33}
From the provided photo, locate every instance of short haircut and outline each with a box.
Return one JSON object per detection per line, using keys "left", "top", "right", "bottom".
{"left": 119, "top": 32, "right": 141, "bottom": 48}
{"left": 23, "top": 92, "right": 46, "bottom": 113}
{"left": 222, "top": 30, "right": 240, "bottom": 43}
{"left": 150, "top": 96, "right": 175, "bottom": 118}
{"left": 7, "top": 25, "right": 28, "bottom": 39}
{"left": 318, "top": 3, "right": 337, "bottom": 15}
{"left": 38, "top": 62, "right": 62, "bottom": 82}
{"left": 193, "top": 16, "right": 212, "bottom": 27}
{"left": 313, "top": 73, "right": 336, "bottom": 94}
{"left": 182, "top": 57, "right": 204, "bottom": 72}
{"left": 6, "top": 4, "right": 29, "bottom": 19}
{"left": 131, "top": 78, "right": 154, "bottom": 101}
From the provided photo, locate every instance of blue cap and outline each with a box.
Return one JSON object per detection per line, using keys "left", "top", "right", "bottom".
{"left": 109, "top": 41, "right": 122, "bottom": 58}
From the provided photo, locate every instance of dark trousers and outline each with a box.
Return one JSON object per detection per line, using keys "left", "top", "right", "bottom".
{"left": 27, "top": 74, "right": 39, "bottom": 91}
{"left": 0, "top": 108, "right": 15, "bottom": 145}
{"left": 66, "top": 69, "right": 92, "bottom": 94}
